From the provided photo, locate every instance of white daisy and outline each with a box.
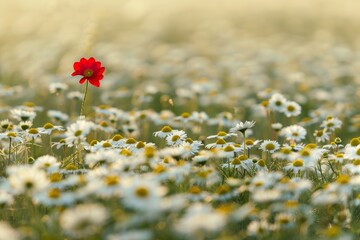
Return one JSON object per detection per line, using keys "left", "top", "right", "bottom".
{"left": 283, "top": 101, "right": 301, "bottom": 117}
{"left": 344, "top": 145, "right": 360, "bottom": 160}
{"left": 229, "top": 120, "right": 256, "bottom": 133}
{"left": 33, "top": 155, "right": 60, "bottom": 173}
{"left": 320, "top": 116, "right": 342, "bottom": 132}
{"left": 64, "top": 118, "right": 95, "bottom": 147}
{"left": 60, "top": 203, "right": 108, "bottom": 238}
{"left": 7, "top": 165, "right": 49, "bottom": 195}
{"left": 38, "top": 123, "right": 65, "bottom": 135}
{"left": 153, "top": 125, "right": 174, "bottom": 138}
{"left": 280, "top": 125, "right": 307, "bottom": 142}
{"left": 313, "top": 129, "right": 330, "bottom": 143}
{"left": 10, "top": 108, "right": 36, "bottom": 122}
{"left": 47, "top": 110, "right": 69, "bottom": 123}
{"left": 175, "top": 203, "right": 226, "bottom": 237}
{"left": 0, "top": 222, "right": 20, "bottom": 240}
{"left": 207, "top": 131, "right": 237, "bottom": 139}
{"left": 260, "top": 140, "right": 280, "bottom": 153}
{"left": 121, "top": 177, "right": 167, "bottom": 213}
{"left": 166, "top": 130, "right": 187, "bottom": 147}
{"left": 268, "top": 93, "right": 287, "bottom": 112}
{"left": 49, "top": 82, "right": 68, "bottom": 94}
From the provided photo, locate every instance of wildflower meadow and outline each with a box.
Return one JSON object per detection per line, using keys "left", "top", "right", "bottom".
{"left": 0, "top": 0, "right": 360, "bottom": 239}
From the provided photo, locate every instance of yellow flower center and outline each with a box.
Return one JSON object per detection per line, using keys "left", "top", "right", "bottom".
{"left": 265, "top": 143, "right": 275, "bottom": 151}
{"left": 50, "top": 173, "right": 62, "bottom": 182}
{"left": 278, "top": 216, "right": 291, "bottom": 224}
{"left": 245, "top": 139, "right": 254, "bottom": 145}
{"left": 336, "top": 153, "right": 344, "bottom": 158}
{"left": 100, "top": 121, "right": 109, "bottom": 127}
{"left": 28, "top": 128, "right": 39, "bottom": 134}
{"left": 292, "top": 159, "right": 304, "bottom": 167}
{"left": 285, "top": 200, "right": 298, "bottom": 208}
{"left": 316, "top": 130, "right": 323, "bottom": 137}
{"left": 215, "top": 138, "right": 226, "bottom": 145}
{"left": 120, "top": 149, "right": 132, "bottom": 156}
{"left": 48, "top": 189, "right": 61, "bottom": 199}
{"left": 112, "top": 134, "right": 123, "bottom": 141}
{"left": 188, "top": 186, "right": 202, "bottom": 194}
{"left": 231, "top": 158, "right": 241, "bottom": 165}
{"left": 287, "top": 105, "right": 295, "bottom": 112}
{"left": 171, "top": 135, "right": 180, "bottom": 141}
{"left": 7, "top": 132, "right": 17, "bottom": 138}
{"left": 181, "top": 112, "right": 190, "bottom": 118}
{"left": 65, "top": 164, "right": 78, "bottom": 171}
{"left": 324, "top": 226, "right": 341, "bottom": 238}
{"left": 136, "top": 141, "right": 145, "bottom": 149}
{"left": 102, "top": 142, "right": 112, "bottom": 148}
{"left": 281, "top": 147, "right": 292, "bottom": 154}
{"left": 217, "top": 131, "right": 227, "bottom": 136}
{"left": 305, "top": 143, "right": 317, "bottom": 149}
{"left": 275, "top": 100, "right": 282, "bottom": 106}
{"left": 350, "top": 138, "right": 360, "bottom": 146}
{"left": 74, "top": 130, "right": 82, "bottom": 137}
{"left": 353, "top": 159, "right": 360, "bottom": 166}
{"left": 337, "top": 175, "right": 350, "bottom": 184}
{"left": 44, "top": 123, "right": 54, "bottom": 129}
{"left": 104, "top": 175, "right": 119, "bottom": 186}
{"left": 216, "top": 185, "right": 230, "bottom": 195}
{"left": 83, "top": 69, "right": 94, "bottom": 77}
{"left": 144, "top": 146, "right": 155, "bottom": 158}
{"left": 99, "top": 104, "right": 109, "bottom": 109}
{"left": 153, "top": 164, "right": 166, "bottom": 173}
{"left": 197, "top": 171, "right": 209, "bottom": 178}
{"left": 300, "top": 150, "right": 310, "bottom": 157}
{"left": 126, "top": 138, "right": 137, "bottom": 144}
{"left": 257, "top": 159, "right": 266, "bottom": 167}
{"left": 239, "top": 154, "right": 248, "bottom": 160}
{"left": 135, "top": 187, "right": 149, "bottom": 198}
{"left": 224, "top": 145, "right": 234, "bottom": 152}
{"left": 356, "top": 148, "right": 360, "bottom": 156}
{"left": 161, "top": 126, "right": 172, "bottom": 133}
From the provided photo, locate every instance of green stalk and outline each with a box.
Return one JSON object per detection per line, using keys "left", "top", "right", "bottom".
{"left": 8, "top": 137, "right": 12, "bottom": 165}
{"left": 80, "top": 80, "right": 89, "bottom": 116}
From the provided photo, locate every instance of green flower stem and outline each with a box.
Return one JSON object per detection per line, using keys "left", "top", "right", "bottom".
{"left": 8, "top": 137, "right": 11, "bottom": 165}
{"left": 242, "top": 131, "right": 246, "bottom": 157}
{"left": 80, "top": 80, "right": 89, "bottom": 116}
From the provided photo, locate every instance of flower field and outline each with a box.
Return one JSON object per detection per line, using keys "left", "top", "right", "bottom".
{"left": 0, "top": 0, "right": 360, "bottom": 239}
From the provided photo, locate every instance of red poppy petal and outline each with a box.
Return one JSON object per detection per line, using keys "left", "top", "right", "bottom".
{"left": 91, "top": 74, "right": 104, "bottom": 81}
{"left": 80, "top": 58, "right": 87, "bottom": 65}
{"left": 97, "top": 67, "right": 105, "bottom": 75}
{"left": 87, "top": 57, "right": 95, "bottom": 67}
{"left": 88, "top": 78, "right": 100, "bottom": 87}
{"left": 89, "top": 62, "right": 98, "bottom": 71}
{"left": 72, "top": 69, "right": 84, "bottom": 76}
{"left": 73, "top": 62, "right": 84, "bottom": 71}
{"left": 79, "top": 77, "right": 87, "bottom": 84}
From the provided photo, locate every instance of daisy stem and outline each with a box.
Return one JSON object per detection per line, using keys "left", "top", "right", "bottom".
{"left": 242, "top": 131, "right": 246, "bottom": 156}
{"left": 31, "top": 137, "right": 35, "bottom": 159}
{"left": 8, "top": 137, "right": 12, "bottom": 165}
{"left": 80, "top": 80, "right": 89, "bottom": 117}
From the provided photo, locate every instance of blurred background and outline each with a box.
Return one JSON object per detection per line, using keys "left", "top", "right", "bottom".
{"left": 0, "top": 0, "right": 359, "bottom": 139}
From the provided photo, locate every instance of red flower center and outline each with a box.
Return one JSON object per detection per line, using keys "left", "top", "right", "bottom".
{"left": 83, "top": 69, "right": 94, "bottom": 77}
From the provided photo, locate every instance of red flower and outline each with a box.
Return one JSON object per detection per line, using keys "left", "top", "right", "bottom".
{"left": 72, "top": 57, "right": 105, "bottom": 87}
